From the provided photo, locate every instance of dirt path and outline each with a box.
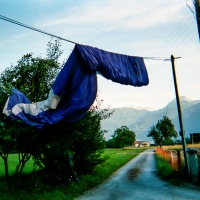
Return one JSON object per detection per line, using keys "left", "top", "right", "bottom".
{"left": 77, "top": 149, "right": 200, "bottom": 200}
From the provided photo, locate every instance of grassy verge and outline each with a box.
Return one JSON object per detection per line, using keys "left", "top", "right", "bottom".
{"left": 156, "top": 144, "right": 200, "bottom": 187}
{"left": 155, "top": 153, "right": 188, "bottom": 186}
{"left": 0, "top": 148, "right": 146, "bottom": 200}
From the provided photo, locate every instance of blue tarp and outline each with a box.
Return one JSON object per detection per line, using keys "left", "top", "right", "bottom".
{"left": 3, "top": 44, "right": 149, "bottom": 128}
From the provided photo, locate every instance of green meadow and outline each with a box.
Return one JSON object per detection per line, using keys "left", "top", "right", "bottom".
{"left": 0, "top": 148, "right": 146, "bottom": 200}
{"left": 0, "top": 154, "right": 36, "bottom": 177}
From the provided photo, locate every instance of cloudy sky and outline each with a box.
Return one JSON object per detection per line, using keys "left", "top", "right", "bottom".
{"left": 0, "top": 0, "right": 199, "bottom": 110}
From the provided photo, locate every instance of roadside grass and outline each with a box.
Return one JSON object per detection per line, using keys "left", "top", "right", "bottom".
{"left": 0, "top": 148, "right": 146, "bottom": 200}
{"left": 65, "top": 148, "right": 146, "bottom": 199}
{"left": 155, "top": 144, "right": 200, "bottom": 187}
{"left": 95, "top": 148, "right": 146, "bottom": 179}
{"left": 155, "top": 153, "right": 188, "bottom": 186}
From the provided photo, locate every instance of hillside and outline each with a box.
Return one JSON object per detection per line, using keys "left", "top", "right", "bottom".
{"left": 101, "top": 97, "right": 200, "bottom": 141}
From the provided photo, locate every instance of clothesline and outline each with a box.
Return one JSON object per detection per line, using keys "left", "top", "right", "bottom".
{"left": 143, "top": 57, "right": 181, "bottom": 61}
{"left": 0, "top": 14, "right": 177, "bottom": 61}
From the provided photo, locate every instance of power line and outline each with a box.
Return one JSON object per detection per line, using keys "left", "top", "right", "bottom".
{"left": 152, "top": 11, "right": 191, "bottom": 56}
{"left": 0, "top": 14, "right": 77, "bottom": 45}
{"left": 172, "top": 26, "right": 197, "bottom": 52}
{"left": 151, "top": 8, "right": 197, "bottom": 58}
{"left": 0, "top": 14, "right": 171, "bottom": 61}
{"left": 186, "top": 0, "right": 196, "bottom": 18}
{"left": 181, "top": 28, "right": 198, "bottom": 49}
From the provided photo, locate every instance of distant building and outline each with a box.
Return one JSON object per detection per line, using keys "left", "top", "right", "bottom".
{"left": 134, "top": 140, "right": 150, "bottom": 147}
{"left": 190, "top": 133, "right": 200, "bottom": 143}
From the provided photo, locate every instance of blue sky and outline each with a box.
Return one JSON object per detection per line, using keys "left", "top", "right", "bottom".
{"left": 0, "top": 0, "right": 199, "bottom": 110}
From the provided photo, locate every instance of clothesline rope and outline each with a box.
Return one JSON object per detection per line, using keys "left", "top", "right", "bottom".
{"left": 0, "top": 14, "right": 181, "bottom": 61}
{"left": 143, "top": 57, "right": 169, "bottom": 61}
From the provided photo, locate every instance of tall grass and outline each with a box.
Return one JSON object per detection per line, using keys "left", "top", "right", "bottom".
{"left": 162, "top": 144, "right": 200, "bottom": 150}
{"left": 155, "top": 153, "right": 187, "bottom": 186}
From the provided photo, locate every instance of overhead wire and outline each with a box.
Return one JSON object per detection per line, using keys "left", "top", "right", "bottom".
{"left": 0, "top": 14, "right": 77, "bottom": 45}
{"left": 155, "top": 15, "right": 192, "bottom": 56}
{"left": 151, "top": 2, "right": 199, "bottom": 59}
{"left": 147, "top": 9, "right": 196, "bottom": 105}
{"left": 0, "top": 14, "right": 171, "bottom": 62}
{"left": 152, "top": 11, "right": 192, "bottom": 56}
{"left": 182, "top": 28, "right": 198, "bottom": 49}
{"left": 186, "top": 0, "right": 197, "bottom": 19}
{"left": 173, "top": 25, "right": 197, "bottom": 52}
{"left": 0, "top": 10, "right": 187, "bottom": 114}
{"left": 138, "top": 15, "right": 187, "bottom": 84}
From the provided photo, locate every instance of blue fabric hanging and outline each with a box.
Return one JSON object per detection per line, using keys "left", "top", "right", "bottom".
{"left": 3, "top": 44, "right": 149, "bottom": 128}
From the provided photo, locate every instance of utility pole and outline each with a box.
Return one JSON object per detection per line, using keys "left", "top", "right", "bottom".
{"left": 171, "top": 55, "right": 190, "bottom": 176}
{"left": 194, "top": 0, "right": 200, "bottom": 41}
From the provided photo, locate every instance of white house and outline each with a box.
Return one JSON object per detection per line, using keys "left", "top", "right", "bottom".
{"left": 134, "top": 140, "right": 150, "bottom": 147}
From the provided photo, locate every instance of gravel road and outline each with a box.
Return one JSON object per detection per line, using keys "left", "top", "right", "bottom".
{"left": 77, "top": 149, "right": 200, "bottom": 200}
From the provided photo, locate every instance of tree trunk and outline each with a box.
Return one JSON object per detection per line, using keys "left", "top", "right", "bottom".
{"left": 159, "top": 141, "right": 162, "bottom": 148}
{"left": 4, "top": 155, "right": 9, "bottom": 180}
{"left": 0, "top": 153, "right": 9, "bottom": 180}
{"left": 15, "top": 152, "right": 31, "bottom": 175}
{"left": 19, "top": 153, "right": 31, "bottom": 174}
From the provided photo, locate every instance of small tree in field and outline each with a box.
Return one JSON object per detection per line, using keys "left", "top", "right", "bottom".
{"left": 0, "top": 89, "right": 16, "bottom": 180}
{"left": 0, "top": 39, "right": 63, "bottom": 180}
{"left": 147, "top": 116, "right": 177, "bottom": 148}
{"left": 108, "top": 126, "right": 136, "bottom": 148}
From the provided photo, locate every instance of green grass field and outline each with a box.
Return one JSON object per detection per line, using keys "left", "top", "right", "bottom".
{"left": 0, "top": 154, "right": 36, "bottom": 177}
{"left": 0, "top": 148, "right": 147, "bottom": 200}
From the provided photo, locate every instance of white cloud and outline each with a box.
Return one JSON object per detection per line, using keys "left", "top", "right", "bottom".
{"left": 190, "top": 83, "right": 200, "bottom": 90}
{"left": 40, "top": 0, "right": 185, "bottom": 32}
{"left": 1, "top": 0, "right": 199, "bottom": 110}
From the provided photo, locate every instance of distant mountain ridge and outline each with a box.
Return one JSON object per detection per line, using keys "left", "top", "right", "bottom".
{"left": 101, "top": 97, "right": 200, "bottom": 141}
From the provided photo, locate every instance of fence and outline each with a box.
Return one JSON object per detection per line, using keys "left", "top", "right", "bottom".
{"left": 156, "top": 147, "right": 182, "bottom": 171}
{"left": 156, "top": 147, "right": 200, "bottom": 184}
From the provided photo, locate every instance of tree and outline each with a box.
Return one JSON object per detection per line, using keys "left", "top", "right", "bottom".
{"left": 0, "top": 39, "right": 112, "bottom": 184}
{"left": 107, "top": 126, "right": 136, "bottom": 148}
{"left": 0, "top": 39, "right": 63, "bottom": 179}
{"left": 32, "top": 96, "right": 111, "bottom": 182}
{"left": 69, "top": 110, "right": 107, "bottom": 174}
{"left": 147, "top": 116, "right": 178, "bottom": 148}
{"left": 0, "top": 40, "right": 62, "bottom": 101}
{"left": 0, "top": 89, "right": 16, "bottom": 180}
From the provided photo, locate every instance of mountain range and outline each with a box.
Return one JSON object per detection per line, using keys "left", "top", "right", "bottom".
{"left": 101, "top": 97, "right": 200, "bottom": 142}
